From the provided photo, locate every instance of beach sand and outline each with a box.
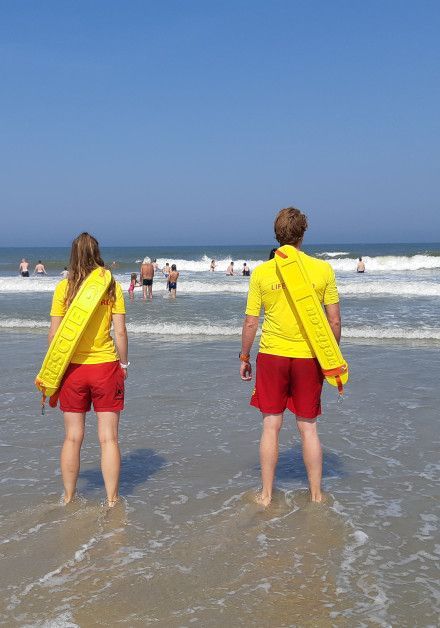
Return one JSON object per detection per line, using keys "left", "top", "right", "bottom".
{"left": 0, "top": 331, "right": 439, "bottom": 626}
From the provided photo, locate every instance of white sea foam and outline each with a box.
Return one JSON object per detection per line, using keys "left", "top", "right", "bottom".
{"left": 338, "top": 280, "right": 440, "bottom": 297}
{"left": 319, "top": 251, "right": 350, "bottom": 257}
{"left": 0, "top": 318, "right": 49, "bottom": 329}
{"left": 344, "top": 326, "right": 440, "bottom": 341}
{"left": 1, "top": 318, "right": 440, "bottom": 341}
{"left": 329, "top": 254, "right": 440, "bottom": 272}
{"left": 2, "top": 274, "right": 440, "bottom": 298}
{"left": 126, "top": 322, "right": 242, "bottom": 336}
{"left": 0, "top": 277, "right": 59, "bottom": 292}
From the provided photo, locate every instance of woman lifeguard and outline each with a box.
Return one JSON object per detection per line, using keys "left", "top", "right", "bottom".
{"left": 48, "top": 233, "right": 128, "bottom": 506}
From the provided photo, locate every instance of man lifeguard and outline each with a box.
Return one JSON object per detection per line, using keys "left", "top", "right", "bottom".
{"left": 239, "top": 207, "right": 341, "bottom": 506}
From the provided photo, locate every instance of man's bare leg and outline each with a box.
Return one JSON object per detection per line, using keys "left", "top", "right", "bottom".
{"left": 142, "top": 284, "right": 147, "bottom": 300}
{"left": 258, "top": 413, "right": 283, "bottom": 506}
{"left": 61, "top": 412, "right": 85, "bottom": 503}
{"left": 97, "top": 411, "right": 121, "bottom": 506}
{"left": 148, "top": 285, "right": 153, "bottom": 300}
{"left": 296, "top": 417, "right": 322, "bottom": 502}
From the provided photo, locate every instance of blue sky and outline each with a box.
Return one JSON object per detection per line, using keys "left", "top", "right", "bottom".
{"left": 0, "top": 1, "right": 439, "bottom": 245}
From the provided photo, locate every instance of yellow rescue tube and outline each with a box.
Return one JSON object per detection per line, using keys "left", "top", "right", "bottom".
{"left": 35, "top": 267, "right": 112, "bottom": 399}
{"left": 274, "top": 245, "right": 348, "bottom": 393}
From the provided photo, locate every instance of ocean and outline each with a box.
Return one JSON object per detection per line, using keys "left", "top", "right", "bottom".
{"left": 0, "top": 243, "right": 439, "bottom": 626}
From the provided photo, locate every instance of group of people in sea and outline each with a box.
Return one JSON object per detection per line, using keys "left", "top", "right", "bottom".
{"left": 129, "top": 257, "right": 180, "bottom": 301}
{"left": 211, "top": 259, "right": 251, "bottom": 276}
{"left": 19, "top": 258, "right": 47, "bottom": 277}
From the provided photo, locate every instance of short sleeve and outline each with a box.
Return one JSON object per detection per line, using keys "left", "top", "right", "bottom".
{"left": 245, "top": 270, "right": 262, "bottom": 317}
{"left": 112, "top": 282, "right": 126, "bottom": 314}
{"left": 50, "top": 280, "right": 67, "bottom": 316}
{"left": 323, "top": 264, "right": 339, "bottom": 305}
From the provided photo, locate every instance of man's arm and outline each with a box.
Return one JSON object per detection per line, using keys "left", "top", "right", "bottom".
{"left": 240, "top": 314, "right": 259, "bottom": 380}
{"left": 324, "top": 303, "right": 341, "bottom": 344}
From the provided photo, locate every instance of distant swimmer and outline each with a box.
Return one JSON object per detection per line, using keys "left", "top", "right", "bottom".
{"left": 162, "top": 262, "right": 170, "bottom": 277}
{"left": 34, "top": 260, "right": 47, "bottom": 276}
{"left": 357, "top": 257, "right": 365, "bottom": 273}
{"left": 128, "top": 272, "right": 140, "bottom": 300}
{"left": 19, "top": 258, "right": 30, "bottom": 277}
{"left": 240, "top": 206, "right": 341, "bottom": 507}
{"left": 168, "top": 264, "right": 179, "bottom": 298}
{"left": 61, "top": 267, "right": 69, "bottom": 279}
{"left": 152, "top": 258, "right": 159, "bottom": 271}
{"left": 242, "top": 263, "right": 250, "bottom": 276}
{"left": 226, "top": 261, "right": 234, "bottom": 276}
{"left": 210, "top": 259, "right": 216, "bottom": 272}
{"left": 140, "top": 257, "right": 154, "bottom": 300}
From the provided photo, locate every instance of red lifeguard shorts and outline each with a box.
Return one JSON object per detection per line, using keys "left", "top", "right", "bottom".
{"left": 59, "top": 361, "right": 125, "bottom": 413}
{"left": 250, "top": 353, "right": 324, "bottom": 419}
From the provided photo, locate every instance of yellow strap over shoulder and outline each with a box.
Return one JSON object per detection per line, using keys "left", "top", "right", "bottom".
{"left": 274, "top": 245, "right": 348, "bottom": 393}
{"left": 35, "top": 267, "right": 112, "bottom": 400}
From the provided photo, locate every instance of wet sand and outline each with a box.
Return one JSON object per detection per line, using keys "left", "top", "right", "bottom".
{"left": 0, "top": 331, "right": 439, "bottom": 626}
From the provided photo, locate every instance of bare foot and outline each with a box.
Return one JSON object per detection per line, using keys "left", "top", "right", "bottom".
{"left": 310, "top": 491, "right": 327, "bottom": 504}
{"left": 107, "top": 497, "right": 119, "bottom": 508}
{"left": 254, "top": 491, "right": 271, "bottom": 507}
{"left": 62, "top": 493, "right": 76, "bottom": 505}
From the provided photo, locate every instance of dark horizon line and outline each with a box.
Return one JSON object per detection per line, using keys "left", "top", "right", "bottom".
{"left": 0, "top": 240, "right": 439, "bottom": 249}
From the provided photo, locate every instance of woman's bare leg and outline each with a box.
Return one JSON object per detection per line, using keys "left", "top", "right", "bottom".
{"left": 61, "top": 412, "right": 86, "bottom": 503}
{"left": 296, "top": 417, "right": 322, "bottom": 502}
{"left": 97, "top": 412, "right": 121, "bottom": 506}
{"left": 258, "top": 413, "right": 283, "bottom": 506}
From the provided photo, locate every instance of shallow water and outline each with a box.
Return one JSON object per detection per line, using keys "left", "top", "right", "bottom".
{"left": 1, "top": 332, "right": 439, "bottom": 626}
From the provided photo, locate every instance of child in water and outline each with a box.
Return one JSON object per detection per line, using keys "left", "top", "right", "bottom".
{"left": 128, "top": 273, "right": 139, "bottom": 300}
{"left": 168, "top": 264, "right": 179, "bottom": 299}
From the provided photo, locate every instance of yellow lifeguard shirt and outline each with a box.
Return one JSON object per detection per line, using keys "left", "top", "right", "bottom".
{"left": 50, "top": 279, "right": 126, "bottom": 364}
{"left": 245, "top": 251, "right": 339, "bottom": 358}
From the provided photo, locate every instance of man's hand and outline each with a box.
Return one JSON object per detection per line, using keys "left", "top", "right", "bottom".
{"left": 240, "top": 361, "right": 252, "bottom": 381}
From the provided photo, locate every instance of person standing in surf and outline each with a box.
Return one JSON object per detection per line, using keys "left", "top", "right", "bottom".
{"left": 239, "top": 207, "right": 341, "bottom": 506}
{"left": 48, "top": 232, "right": 128, "bottom": 507}
{"left": 140, "top": 256, "right": 155, "bottom": 300}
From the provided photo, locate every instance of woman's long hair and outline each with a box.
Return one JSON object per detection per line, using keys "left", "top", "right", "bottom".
{"left": 65, "top": 232, "right": 116, "bottom": 307}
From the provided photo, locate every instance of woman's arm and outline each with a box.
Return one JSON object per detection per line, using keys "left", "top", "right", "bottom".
{"left": 48, "top": 316, "right": 63, "bottom": 346}
{"left": 112, "top": 313, "right": 128, "bottom": 377}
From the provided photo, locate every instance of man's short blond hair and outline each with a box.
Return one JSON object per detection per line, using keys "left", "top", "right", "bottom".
{"left": 274, "top": 207, "right": 308, "bottom": 246}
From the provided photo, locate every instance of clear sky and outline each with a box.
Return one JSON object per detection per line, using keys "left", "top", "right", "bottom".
{"left": 1, "top": 0, "right": 439, "bottom": 246}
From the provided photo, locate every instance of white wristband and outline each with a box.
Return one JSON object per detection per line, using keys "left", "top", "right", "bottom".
{"left": 120, "top": 361, "right": 130, "bottom": 369}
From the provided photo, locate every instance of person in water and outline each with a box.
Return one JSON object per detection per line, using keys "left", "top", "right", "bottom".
{"left": 357, "top": 257, "right": 365, "bottom": 273}
{"left": 61, "top": 267, "right": 69, "bottom": 279}
{"left": 128, "top": 273, "right": 139, "bottom": 300}
{"left": 48, "top": 232, "right": 128, "bottom": 506}
{"left": 19, "top": 258, "right": 30, "bottom": 277}
{"left": 168, "top": 264, "right": 179, "bottom": 298}
{"left": 140, "top": 257, "right": 155, "bottom": 300}
{"left": 242, "top": 263, "right": 250, "bottom": 276}
{"left": 210, "top": 259, "right": 216, "bottom": 272}
{"left": 240, "top": 207, "right": 341, "bottom": 507}
{"left": 34, "top": 260, "right": 47, "bottom": 275}
{"left": 226, "top": 261, "right": 234, "bottom": 276}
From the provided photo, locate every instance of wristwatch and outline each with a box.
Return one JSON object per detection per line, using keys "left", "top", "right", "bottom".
{"left": 120, "top": 361, "right": 130, "bottom": 369}
{"left": 238, "top": 353, "right": 250, "bottom": 362}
